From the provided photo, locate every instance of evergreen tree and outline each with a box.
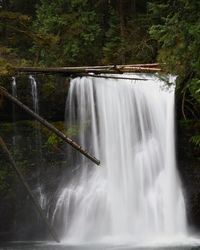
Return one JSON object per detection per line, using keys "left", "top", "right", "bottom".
{"left": 32, "top": 0, "right": 102, "bottom": 66}
{"left": 149, "top": 0, "right": 200, "bottom": 119}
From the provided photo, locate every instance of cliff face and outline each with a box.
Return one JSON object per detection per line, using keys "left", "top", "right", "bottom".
{"left": 177, "top": 120, "right": 200, "bottom": 231}
{"left": 0, "top": 75, "right": 70, "bottom": 121}
{"left": 0, "top": 121, "right": 70, "bottom": 241}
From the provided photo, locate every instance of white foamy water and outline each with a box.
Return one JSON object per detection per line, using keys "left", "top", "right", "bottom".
{"left": 52, "top": 73, "right": 187, "bottom": 244}
{"left": 29, "top": 75, "right": 39, "bottom": 114}
{"left": 11, "top": 76, "right": 17, "bottom": 98}
{"left": 11, "top": 77, "right": 17, "bottom": 149}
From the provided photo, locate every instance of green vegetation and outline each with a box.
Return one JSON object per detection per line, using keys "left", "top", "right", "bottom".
{"left": 0, "top": 0, "right": 199, "bottom": 120}
{"left": 0, "top": 0, "right": 199, "bottom": 121}
{"left": 190, "top": 135, "right": 200, "bottom": 148}
{"left": 149, "top": 0, "right": 200, "bottom": 119}
{"left": 0, "top": 1, "right": 156, "bottom": 70}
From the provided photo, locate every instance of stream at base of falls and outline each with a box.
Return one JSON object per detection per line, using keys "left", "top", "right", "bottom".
{"left": 1, "top": 240, "right": 200, "bottom": 250}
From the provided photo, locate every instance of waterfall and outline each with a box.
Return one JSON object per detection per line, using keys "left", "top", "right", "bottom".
{"left": 29, "top": 75, "right": 45, "bottom": 209}
{"left": 11, "top": 76, "right": 17, "bottom": 98}
{"left": 53, "top": 73, "right": 187, "bottom": 244}
{"left": 29, "top": 75, "right": 42, "bottom": 158}
{"left": 11, "top": 77, "right": 17, "bottom": 151}
{"left": 29, "top": 75, "right": 39, "bottom": 114}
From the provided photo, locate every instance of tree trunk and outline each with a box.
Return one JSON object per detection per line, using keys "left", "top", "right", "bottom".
{"left": 119, "top": 0, "right": 125, "bottom": 64}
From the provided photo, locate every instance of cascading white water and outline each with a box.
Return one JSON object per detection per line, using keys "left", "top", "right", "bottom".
{"left": 11, "top": 77, "right": 17, "bottom": 150}
{"left": 11, "top": 76, "right": 17, "bottom": 98}
{"left": 11, "top": 77, "right": 17, "bottom": 121}
{"left": 29, "top": 75, "right": 45, "bottom": 208}
{"left": 29, "top": 75, "right": 39, "bottom": 114}
{"left": 53, "top": 73, "right": 187, "bottom": 244}
{"left": 35, "top": 185, "right": 47, "bottom": 210}
{"left": 29, "top": 75, "right": 42, "bottom": 154}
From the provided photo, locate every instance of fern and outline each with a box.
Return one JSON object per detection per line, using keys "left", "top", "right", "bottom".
{"left": 190, "top": 135, "right": 200, "bottom": 147}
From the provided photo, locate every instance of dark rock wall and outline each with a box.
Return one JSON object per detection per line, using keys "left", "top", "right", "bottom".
{"left": 177, "top": 120, "right": 200, "bottom": 231}
{"left": 0, "top": 75, "right": 70, "bottom": 121}
{"left": 0, "top": 121, "right": 70, "bottom": 241}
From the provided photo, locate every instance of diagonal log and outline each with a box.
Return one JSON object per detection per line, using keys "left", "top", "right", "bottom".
{"left": 0, "top": 136, "right": 60, "bottom": 243}
{"left": 0, "top": 87, "right": 100, "bottom": 166}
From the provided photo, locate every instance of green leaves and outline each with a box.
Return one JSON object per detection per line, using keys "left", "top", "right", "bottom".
{"left": 190, "top": 135, "right": 200, "bottom": 147}
{"left": 0, "top": 0, "right": 158, "bottom": 69}
{"left": 31, "top": 0, "right": 102, "bottom": 66}
{"left": 0, "top": 11, "right": 31, "bottom": 23}
{"left": 149, "top": 0, "right": 200, "bottom": 120}
{"left": 189, "top": 79, "right": 200, "bottom": 103}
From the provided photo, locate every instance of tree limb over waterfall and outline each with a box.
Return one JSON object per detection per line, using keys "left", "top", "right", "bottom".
{"left": 14, "top": 63, "right": 161, "bottom": 76}
{"left": 75, "top": 74, "right": 150, "bottom": 81}
{"left": 0, "top": 87, "right": 100, "bottom": 166}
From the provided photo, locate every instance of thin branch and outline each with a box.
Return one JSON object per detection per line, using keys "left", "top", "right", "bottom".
{"left": 181, "top": 89, "right": 187, "bottom": 120}
{"left": 74, "top": 73, "right": 150, "bottom": 81}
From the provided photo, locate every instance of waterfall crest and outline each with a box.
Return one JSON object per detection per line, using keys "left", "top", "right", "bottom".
{"left": 53, "top": 74, "right": 187, "bottom": 243}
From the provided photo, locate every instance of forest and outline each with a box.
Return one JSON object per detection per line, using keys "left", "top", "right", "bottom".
{"left": 0, "top": 0, "right": 200, "bottom": 119}
{"left": 0, "top": 0, "right": 200, "bottom": 246}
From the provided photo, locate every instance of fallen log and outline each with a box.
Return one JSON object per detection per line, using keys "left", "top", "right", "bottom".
{"left": 16, "top": 67, "right": 121, "bottom": 75}
{"left": 0, "top": 136, "right": 60, "bottom": 243}
{"left": 0, "top": 87, "right": 100, "bottom": 166}
{"left": 14, "top": 63, "right": 161, "bottom": 76}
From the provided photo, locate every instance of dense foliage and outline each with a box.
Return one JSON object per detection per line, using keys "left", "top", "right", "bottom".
{"left": 0, "top": 0, "right": 199, "bottom": 118}
{"left": 0, "top": 1, "right": 156, "bottom": 68}
{"left": 149, "top": 0, "right": 200, "bottom": 119}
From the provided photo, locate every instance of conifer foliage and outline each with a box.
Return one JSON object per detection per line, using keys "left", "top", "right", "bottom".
{"left": 0, "top": 0, "right": 199, "bottom": 119}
